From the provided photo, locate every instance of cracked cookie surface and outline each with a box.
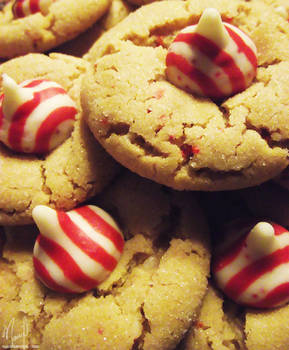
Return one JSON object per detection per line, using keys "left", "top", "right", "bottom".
{"left": 0, "top": 171, "right": 210, "bottom": 350}
{"left": 0, "top": 0, "right": 111, "bottom": 59}
{"left": 0, "top": 53, "right": 119, "bottom": 225}
{"left": 82, "top": 0, "right": 289, "bottom": 191}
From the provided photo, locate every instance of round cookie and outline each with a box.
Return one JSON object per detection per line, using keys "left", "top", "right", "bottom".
{"left": 0, "top": 0, "right": 111, "bottom": 59}
{"left": 0, "top": 170, "right": 210, "bottom": 350}
{"left": 0, "top": 53, "right": 119, "bottom": 225}
{"left": 184, "top": 283, "right": 289, "bottom": 350}
{"left": 82, "top": 0, "right": 289, "bottom": 191}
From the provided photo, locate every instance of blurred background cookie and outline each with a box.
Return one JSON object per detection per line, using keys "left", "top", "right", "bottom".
{"left": 0, "top": 0, "right": 112, "bottom": 59}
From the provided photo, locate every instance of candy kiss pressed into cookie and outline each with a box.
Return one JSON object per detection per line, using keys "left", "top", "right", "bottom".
{"left": 0, "top": 74, "right": 77, "bottom": 154}
{"left": 213, "top": 221, "right": 289, "bottom": 308}
{"left": 12, "top": 0, "right": 55, "bottom": 18}
{"left": 32, "top": 205, "right": 124, "bottom": 293}
{"left": 166, "top": 8, "right": 258, "bottom": 100}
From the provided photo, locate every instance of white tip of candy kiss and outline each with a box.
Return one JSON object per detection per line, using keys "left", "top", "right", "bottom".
{"left": 32, "top": 205, "right": 59, "bottom": 240}
{"left": 2, "top": 74, "right": 34, "bottom": 119}
{"left": 246, "top": 222, "right": 277, "bottom": 256}
{"left": 195, "top": 8, "right": 229, "bottom": 48}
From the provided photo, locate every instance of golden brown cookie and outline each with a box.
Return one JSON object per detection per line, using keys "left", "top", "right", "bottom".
{"left": 184, "top": 283, "right": 289, "bottom": 350}
{"left": 0, "top": 0, "right": 111, "bottom": 59}
{"left": 82, "top": 0, "right": 289, "bottom": 191}
{"left": 0, "top": 53, "right": 119, "bottom": 225}
{"left": 253, "top": 0, "right": 289, "bottom": 20}
{"left": 0, "top": 171, "right": 210, "bottom": 350}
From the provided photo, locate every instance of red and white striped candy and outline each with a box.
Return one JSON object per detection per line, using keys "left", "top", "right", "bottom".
{"left": 213, "top": 221, "right": 289, "bottom": 308}
{"left": 32, "top": 205, "right": 125, "bottom": 293}
{"left": 0, "top": 74, "right": 77, "bottom": 154}
{"left": 12, "top": 0, "right": 54, "bottom": 18}
{"left": 166, "top": 8, "right": 257, "bottom": 100}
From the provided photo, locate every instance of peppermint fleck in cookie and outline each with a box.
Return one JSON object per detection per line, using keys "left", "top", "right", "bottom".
{"left": 0, "top": 0, "right": 111, "bottom": 59}
{"left": 82, "top": 0, "right": 289, "bottom": 191}
{"left": 0, "top": 171, "right": 210, "bottom": 350}
{"left": 0, "top": 53, "right": 119, "bottom": 225}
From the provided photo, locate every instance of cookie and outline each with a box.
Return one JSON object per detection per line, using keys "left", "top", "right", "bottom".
{"left": 254, "top": 0, "right": 289, "bottom": 20}
{"left": 0, "top": 53, "right": 119, "bottom": 225}
{"left": 0, "top": 170, "right": 210, "bottom": 350}
{"left": 0, "top": 0, "right": 111, "bottom": 59}
{"left": 54, "top": 0, "right": 133, "bottom": 57}
{"left": 82, "top": 0, "right": 289, "bottom": 191}
{"left": 184, "top": 283, "right": 289, "bottom": 350}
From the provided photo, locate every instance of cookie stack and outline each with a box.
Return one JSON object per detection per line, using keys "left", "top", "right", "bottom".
{"left": 0, "top": 0, "right": 288, "bottom": 349}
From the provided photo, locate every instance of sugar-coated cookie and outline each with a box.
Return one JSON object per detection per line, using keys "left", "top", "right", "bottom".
{"left": 0, "top": 171, "right": 210, "bottom": 350}
{"left": 82, "top": 0, "right": 289, "bottom": 191}
{"left": 0, "top": 0, "right": 111, "bottom": 59}
{"left": 0, "top": 53, "right": 119, "bottom": 225}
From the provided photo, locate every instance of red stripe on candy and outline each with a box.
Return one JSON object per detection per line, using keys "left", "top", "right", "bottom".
{"left": 13, "top": 0, "right": 25, "bottom": 18}
{"left": 8, "top": 93, "right": 40, "bottom": 151}
{"left": 225, "top": 26, "right": 257, "bottom": 70}
{"left": 225, "top": 246, "right": 289, "bottom": 300}
{"left": 175, "top": 32, "right": 246, "bottom": 94}
{"left": 23, "top": 79, "right": 48, "bottom": 88}
{"left": 166, "top": 52, "right": 224, "bottom": 99}
{"left": 75, "top": 206, "right": 124, "bottom": 253}
{"left": 29, "top": 0, "right": 40, "bottom": 14}
{"left": 252, "top": 282, "right": 289, "bottom": 308}
{"left": 213, "top": 234, "right": 247, "bottom": 273}
{"left": 272, "top": 222, "right": 288, "bottom": 236}
{"left": 7, "top": 87, "right": 67, "bottom": 152}
{"left": 38, "top": 234, "right": 99, "bottom": 290}
{"left": 57, "top": 211, "right": 118, "bottom": 271}
{"left": 33, "top": 106, "right": 76, "bottom": 153}
{"left": 33, "top": 256, "right": 76, "bottom": 293}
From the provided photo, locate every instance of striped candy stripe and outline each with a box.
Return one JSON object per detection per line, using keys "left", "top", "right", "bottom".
{"left": 213, "top": 222, "right": 289, "bottom": 308}
{"left": 12, "top": 0, "right": 52, "bottom": 18}
{"left": 0, "top": 78, "right": 77, "bottom": 154}
{"left": 33, "top": 205, "right": 124, "bottom": 293}
{"left": 166, "top": 23, "right": 257, "bottom": 100}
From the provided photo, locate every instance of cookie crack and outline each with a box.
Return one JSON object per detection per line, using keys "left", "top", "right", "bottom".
{"left": 132, "top": 303, "right": 152, "bottom": 350}
{"left": 129, "top": 132, "right": 169, "bottom": 158}
{"left": 0, "top": 200, "right": 32, "bottom": 217}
